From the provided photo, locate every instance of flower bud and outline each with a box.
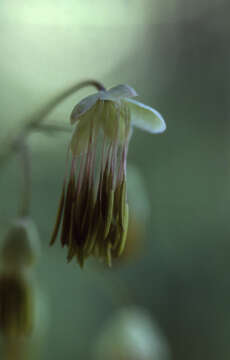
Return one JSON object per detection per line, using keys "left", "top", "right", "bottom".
{"left": 0, "top": 272, "right": 33, "bottom": 337}
{"left": 1, "top": 217, "right": 40, "bottom": 268}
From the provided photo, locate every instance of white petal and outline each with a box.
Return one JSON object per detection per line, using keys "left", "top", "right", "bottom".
{"left": 70, "top": 93, "right": 99, "bottom": 124}
{"left": 125, "top": 98, "right": 166, "bottom": 134}
{"left": 100, "top": 84, "right": 138, "bottom": 101}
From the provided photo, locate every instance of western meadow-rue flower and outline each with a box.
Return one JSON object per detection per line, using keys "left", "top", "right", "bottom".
{"left": 50, "top": 84, "right": 166, "bottom": 267}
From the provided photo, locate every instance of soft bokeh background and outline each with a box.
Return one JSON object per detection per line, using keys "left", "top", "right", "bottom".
{"left": 0, "top": 0, "right": 230, "bottom": 359}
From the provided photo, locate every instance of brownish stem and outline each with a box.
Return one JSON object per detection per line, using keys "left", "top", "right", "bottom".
{"left": 0, "top": 79, "right": 106, "bottom": 167}
{"left": 24, "top": 79, "right": 105, "bottom": 133}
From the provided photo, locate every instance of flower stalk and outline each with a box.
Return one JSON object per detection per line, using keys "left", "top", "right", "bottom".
{"left": 0, "top": 80, "right": 106, "bottom": 168}
{"left": 18, "top": 139, "right": 31, "bottom": 217}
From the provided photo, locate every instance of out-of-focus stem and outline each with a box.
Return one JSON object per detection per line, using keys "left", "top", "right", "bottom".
{"left": 0, "top": 79, "right": 106, "bottom": 167}
{"left": 4, "top": 337, "right": 27, "bottom": 360}
{"left": 24, "top": 79, "right": 105, "bottom": 133}
{"left": 18, "top": 139, "right": 31, "bottom": 217}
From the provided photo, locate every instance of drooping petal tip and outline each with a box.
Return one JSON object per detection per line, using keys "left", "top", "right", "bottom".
{"left": 125, "top": 98, "right": 166, "bottom": 134}
{"left": 70, "top": 93, "right": 99, "bottom": 124}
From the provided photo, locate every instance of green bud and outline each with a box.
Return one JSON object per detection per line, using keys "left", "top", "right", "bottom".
{"left": 0, "top": 272, "right": 33, "bottom": 337}
{"left": 1, "top": 217, "right": 40, "bottom": 268}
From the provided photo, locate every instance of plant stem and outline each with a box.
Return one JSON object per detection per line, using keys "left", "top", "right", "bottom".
{"left": 18, "top": 139, "right": 31, "bottom": 217}
{"left": 0, "top": 80, "right": 106, "bottom": 167}
{"left": 24, "top": 80, "right": 105, "bottom": 133}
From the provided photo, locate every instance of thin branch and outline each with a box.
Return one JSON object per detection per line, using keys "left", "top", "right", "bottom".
{"left": 0, "top": 80, "right": 105, "bottom": 167}
{"left": 4, "top": 337, "right": 28, "bottom": 360}
{"left": 33, "top": 124, "right": 72, "bottom": 135}
{"left": 24, "top": 80, "right": 105, "bottom": 132}
{"left": 18, "top": 139, "right": 31, "bottom": 217}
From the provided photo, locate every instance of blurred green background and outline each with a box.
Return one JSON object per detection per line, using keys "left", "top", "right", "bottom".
{"left": 0, "top": 0, "right": 230, "bottom": 359}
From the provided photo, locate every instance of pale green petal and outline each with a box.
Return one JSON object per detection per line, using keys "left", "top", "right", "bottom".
{"left": 70, "top": 93, "right": 99, "bottom": 124}
{"left": 102, "top": 101, "right": 131, "bottom": 143}
{"left": 70, "top": 102, "right": 102, "bottom": 155}
{"left": 125, "top": 98, "right": 166, "bottom": 133}
{"left": 100, "top": 84, "right": 137, "bottom": 101}
{"left": 70, "top": 119, "right": 91, "bottom": 155}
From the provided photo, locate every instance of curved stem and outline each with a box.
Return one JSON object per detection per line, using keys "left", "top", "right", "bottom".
{"left": 0, "top": 80, "right": 106, "bottom": 167}
{"left": 24, "top": 79, "right": 106, "bottom": 133}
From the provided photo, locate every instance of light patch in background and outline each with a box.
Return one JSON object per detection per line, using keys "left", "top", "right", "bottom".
{"left": 2, "top": 0, "right": 148, "bottom": 27}
{"left": 3, "top": 0, "right": 226, "bottom": 26}
{"left": 93, "top": 307, "right": 171, "bottom": 360}
{"left": 0, "top": 0, "right": 150, "bottom": 142}
{"left": 0, "top": 0, "right": 148, "bottom": 87}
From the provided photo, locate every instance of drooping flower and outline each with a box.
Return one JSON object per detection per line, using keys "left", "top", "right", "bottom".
{"left": 50, "top": 84, "right": 166, "bottom": 267}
